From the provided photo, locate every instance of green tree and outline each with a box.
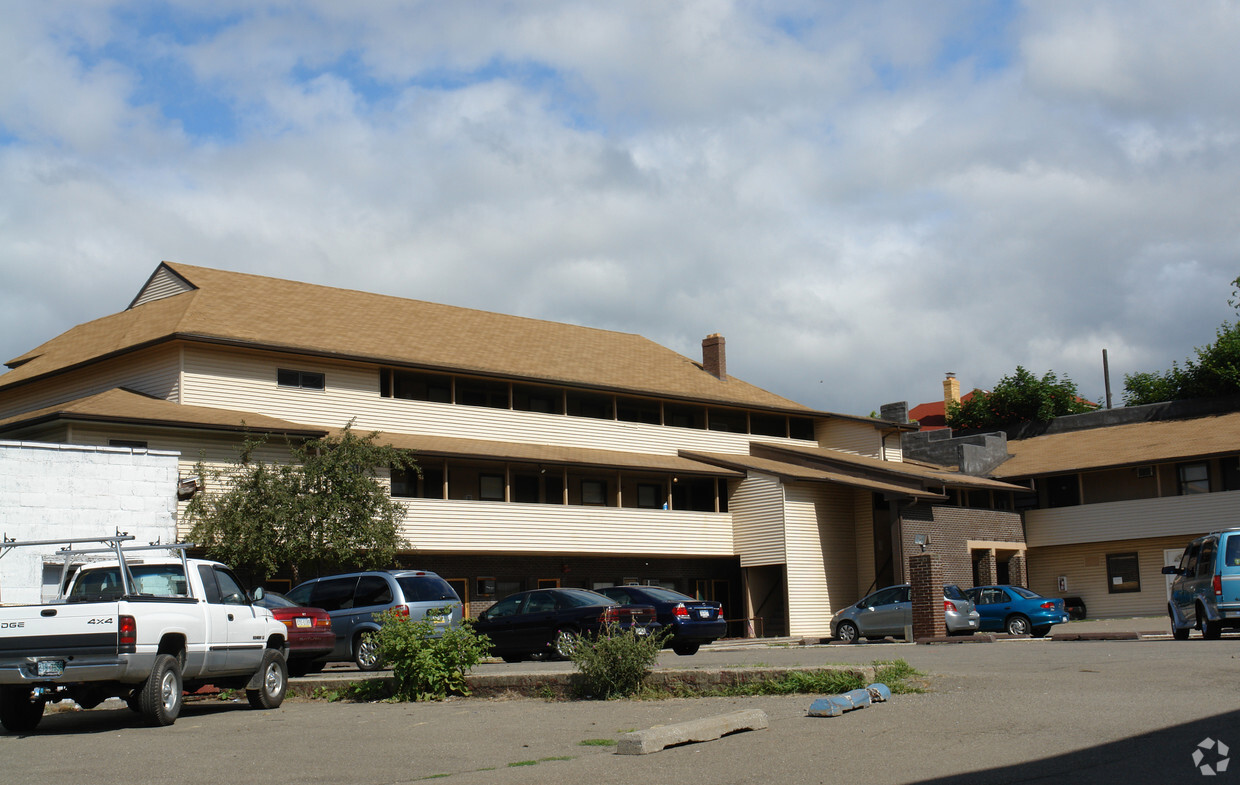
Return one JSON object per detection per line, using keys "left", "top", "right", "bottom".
{"left": 946, "top": 366, "right": 1095, "bottom": 431}
{"left": 1123, "top": 276, "right": 1240, "bottom": 405}
{"left": 185, "top": 423, "right": 416, "bottom": 582}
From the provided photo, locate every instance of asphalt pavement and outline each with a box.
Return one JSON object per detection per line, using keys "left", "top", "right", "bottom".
{"left": 5, "top": 616, "right": 1239, "bottom": 785}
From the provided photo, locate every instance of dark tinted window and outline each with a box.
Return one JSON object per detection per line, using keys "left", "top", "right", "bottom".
{"left": 1010, "top": 586, "right": 1041, "bottom": 599}
{"left": 600, "top": 587, "right": 632, "bottom": 603}
{"left": 942, "top": 584, "right": 966, "bottom": 601}
{"left": 485, "top": 594, "right": 522, "bottom": 618}
{"left": 354, "top": 575, "right": 393, "bottom": 607}
{"left": 557, "top": 589, "right": 611, "bottom": 608}
{"left": 214, "top": 569, "right": 249, "bottom": 605}
{"left": 286, "top": 583, "right": 312, "bottom": 605}
{"left": 197, "top": 565, "right": 221, "bottom": 604}
{"left": 310, "top": 577, "right": 358, "bottom": 611}
{"left": 396, "top": 575, "right": 459, "bottom": 603}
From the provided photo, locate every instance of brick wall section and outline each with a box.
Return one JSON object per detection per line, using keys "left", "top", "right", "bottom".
{"left": 975, "top": 549, "right": 998, "bottom": 585}
{"left": 1007, "top": 553, "right": 1028, "bottom": 587}
{"left": 899, "top": 503, "right": 1023, "bottom": 587}
{"left": 909, "top": 553, "right": 946, "bottom": 638}
{"left": 0, "top": 440, "right": 179, "bottom": 604}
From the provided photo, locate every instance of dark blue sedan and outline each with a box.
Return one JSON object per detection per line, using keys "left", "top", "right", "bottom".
{"left": 597, "top": 585, "right": 725, "bottom": 655}
{"left": 965, "top": 585, "right": 1070, "bottom": 637}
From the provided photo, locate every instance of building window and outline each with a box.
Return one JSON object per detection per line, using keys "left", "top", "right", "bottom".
{"left": 636, "top": 483, "right": 664, "bottom": 509}
{"left": 392, "top": 370, "right": 451, "bottom": 403}
{"left": 566, "top": 391, "right": 613, "bottom": 420}
{"left": 512, "top": 474, "right": 541, "bottom": 503}
{"left": 277, "top": 369, "right": 325, "bottom": 390}
{"left": 391, "top": 468, "right": 417, "bottom": 497}
{"left": 457, "top": 378, "right": 509, "bottom": 409}
{"left": 1105, "top": 552, "right": 1141, "bottom": 594}
{"left": 581, "top": 479, "right": 607, "bottom": 506}
{"left": 750, "top": 413, "right": 786, "bottom": 438}
{"left": 1222, "top": 457, "right": 1240, "bottom": 491}
{"left": 1178, "top": 462, "right": 1210, "bottom": 495}
{"left": 513, "top": 384, "right": 563, "bottom": 414}
{"left": 1044, "top": 474, "right": 1080, "bottom": 507}
{"left": 665, "top": 403, "right": 705, "bottom": 430}
{"left": 109, "top": 439, "right": 148, "bottom": 449}
{"left": 707, "top": 408, "right": 747, "bottom": 433}
{"left": 789, "top": 417, "right": 815, "bottom": 440}
{"left": 479, "top": 474, "right": 505, "bottom": 501}
{"left": 617, "top": 396, "right": 661, "bottom": 424}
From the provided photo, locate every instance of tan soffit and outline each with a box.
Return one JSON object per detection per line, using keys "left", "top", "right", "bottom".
{"left": 993, "top": 411, "right": 1240, "bottom": 478}
{"left": 678, "top": 450, "right": 945, "bottom": 499}
{"left": 2, "top": 262, "right": 821, "bottom": 414}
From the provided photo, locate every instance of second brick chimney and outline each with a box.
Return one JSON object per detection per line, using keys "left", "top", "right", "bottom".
{"left": 943, "top": 372, "right": 961, "bottom": 409}
{"left": 703, "top": 334, "right": 726, "bottom": 379}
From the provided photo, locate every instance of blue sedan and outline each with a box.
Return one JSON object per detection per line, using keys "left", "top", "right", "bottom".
{"left": 597, "top": 585, "right": 726, "bottom": 655}
{"left": 964, "top": 585, "right": 1070, "bottom": 637}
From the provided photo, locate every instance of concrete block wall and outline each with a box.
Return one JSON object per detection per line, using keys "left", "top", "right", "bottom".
{"left": 0, "top": 441, "right": 180, "bottom": 604}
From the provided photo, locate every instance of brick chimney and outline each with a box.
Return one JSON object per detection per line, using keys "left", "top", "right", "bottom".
{"left": 943, "top": 372, "right": 961, "bottom": 409}
{"left": 702, "top": 334, "right": 726, "bottom": 379}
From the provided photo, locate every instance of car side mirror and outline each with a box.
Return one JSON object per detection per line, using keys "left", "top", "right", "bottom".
{"left": 251, "top": 586, "right": 265, "bottom": 602}
{"left": 1160, "top": 566, "right": 1181, "bottom": 576}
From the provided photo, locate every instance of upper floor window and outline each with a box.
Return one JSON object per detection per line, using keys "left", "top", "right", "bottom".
{"left": 277, "top": 369, "right": 324, "bottom": 390}
{"left": 1177, "top": 462, "right": 1210, "bottom": 495}
{"left": 1044, "top": 474, "right": 1080, "bottom": 508}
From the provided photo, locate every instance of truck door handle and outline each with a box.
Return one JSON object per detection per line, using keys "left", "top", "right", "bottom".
{"left": 227, "top": 613, "right": 235, "bottom": 621}
{"left": 41, "top": 609, "right": 57, "bottom": 617}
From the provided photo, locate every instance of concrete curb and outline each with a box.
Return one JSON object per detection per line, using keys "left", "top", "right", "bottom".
{"left": 288, "top": 665, "right": 875, "bottom": 700}
{"left": 617, "top": 708, "right": 769, "bottom": 755}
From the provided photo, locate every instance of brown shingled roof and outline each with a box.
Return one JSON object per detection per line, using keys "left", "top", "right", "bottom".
{"left": 992, "top": 411, "right": 1240, "bottom": 478}
{"left": 1, "top": 262, "right": 817, "bottom": 413}
{"left": 751, "top": 442, "right": 1031, "bottom": 492}
{"left": 0, "top": 387, "right": 328, "bottom": 437}
{"left": 678, "top": 449, "right": 946, "bottom": 499}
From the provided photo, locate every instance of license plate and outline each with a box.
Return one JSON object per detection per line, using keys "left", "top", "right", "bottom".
{"left": 635, "top": 627, "right": 648, "bottom": 636}
{"left": 37, "top": 660, "right": 65, "bottom": 677}
{"left": 295, "top": 617, "right": 311, "bottom": 628}
{"left": 698, "top": 610, "right": 711, "bottom": 619}
{"left": 430, "top": 615, "right": 447, "bottom": 624}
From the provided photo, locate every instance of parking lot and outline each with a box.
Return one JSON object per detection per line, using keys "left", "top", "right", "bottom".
{"left": 4, "top": 620, "right": 1239, "bottom": 785}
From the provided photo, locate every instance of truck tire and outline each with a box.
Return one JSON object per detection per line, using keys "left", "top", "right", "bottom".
{"left": 247, "top": 648, "right": 288, "bottom": 710}
{"left": 0, "top": 686, "right": 44, "bottom": 733}
{"left": 139, "top": 653, "right": 183, "bottom": 726}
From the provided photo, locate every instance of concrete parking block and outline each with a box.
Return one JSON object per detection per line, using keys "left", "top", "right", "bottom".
{"left": 617, "top": 709, "right": 769, "bottom": 755}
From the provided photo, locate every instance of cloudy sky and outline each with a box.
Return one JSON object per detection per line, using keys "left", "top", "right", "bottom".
{"left": 2, "top": 1, "right": 1238, "bottom": 417}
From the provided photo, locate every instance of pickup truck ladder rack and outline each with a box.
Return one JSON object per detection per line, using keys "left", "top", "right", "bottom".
{"left": 0, "top": 535, "right": 196, "bottom": 601}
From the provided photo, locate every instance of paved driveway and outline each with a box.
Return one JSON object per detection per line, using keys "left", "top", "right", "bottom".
{"left": 4, "top": 631, "right": 1238, "bottom": 785}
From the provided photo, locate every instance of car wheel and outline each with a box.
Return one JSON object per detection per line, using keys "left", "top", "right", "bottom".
{"left": 0, "top": 686, "right": 44, "bottom": 734}
{"left": 1005, "top": 615, "right": 1032, "bottom": 636}
{"left": 246, "top": 648, "right": 288, "bottom": 710}
{"left": 836, "top": 620, "right": 859, "bottom": 643}
{"left": 1172, "top": 620, "right": 1190, "bottom": 641}
{"left": 138, "top": 653, "right": 183, "bottom": 727}
{"left": 1030, "top": 625, "right": 1051, "bottom": 638}
{"left": 500, "top": 653, "right": 526, "bottom": 663}
{"left": 354, "top": 632, "right": 383, "bottom": 671}
{"left": 553, "top": 628, "right": 579, "bottom": 660}
{"left": 672, "top": 641, "right": 701, "bottom": 656}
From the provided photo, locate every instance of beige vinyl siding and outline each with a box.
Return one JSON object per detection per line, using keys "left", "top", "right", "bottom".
{"left": 0, "top": 345, "right": 181, "bottom": 419}
{"left": 1027, "top": 535, "right": 1196, "bottom": 618}
{"left": 179, "top": 345, "right": 808, "bottom": 457}
{"left": 1024, "top": 490, "right": 1240, "bottom": 548}
{"left": 815, "top": 419, "right": 882, "bottom": 458}
{"left": 853, "top": 488, "right": 875, "bottom": 599}
{"left": 396, "top": 499, "right": 732, "bottom": 556}
{"left": 130, "top": 266, "right": 194, "bottom": 307}
{"left": 731, "top": 473, "right": 786, "bottom": 567}
{"left": 783, "top": 482, "right": 856, "bottom": 637}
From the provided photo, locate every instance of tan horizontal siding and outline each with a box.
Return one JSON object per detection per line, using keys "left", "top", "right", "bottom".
{"left": 395, "top": 499, "right": 732, "bottom": 556}
{"left": 131, "top": 266, "right": 194, "bottom": 308}
{"left": 179, "top": 345, "right": 808, "bottom": 457}
{"left": 1027, "top": 535, "right": 1199, "bottom": 618}
{"left": 731, "top": 473, "right": 786, "bottom": 567}
{"left": 815, "top": 419, "right": 882, "bottom": 458}
{"left": 1025, "top": 490, "right": 1240, "bottom": 548}
{"left": 784, "top": 482, "right": 857, "bottom": 637}
{"left": 0, "top": 345, "right": 181, "bottom": 419}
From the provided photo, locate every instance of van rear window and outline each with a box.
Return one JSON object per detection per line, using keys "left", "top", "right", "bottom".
{"left": 396, "top": 576, "right": 458, "bottom": 602}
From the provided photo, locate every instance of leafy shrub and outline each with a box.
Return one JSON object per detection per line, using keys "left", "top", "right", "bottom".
{"left": 372, "top": 607, "right": 491, "bottom": 701}
{"left": 569, "top": 625, "right": 667, "bottom": 699}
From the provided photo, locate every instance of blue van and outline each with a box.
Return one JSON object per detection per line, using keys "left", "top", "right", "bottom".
{"left": 1162, "top": 528, "right": 1240, "bottom": 639}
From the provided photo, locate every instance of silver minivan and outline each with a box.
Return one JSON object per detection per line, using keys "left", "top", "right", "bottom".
{"left": 1163, "top": 528, "right": 1240, "bottom": 639}
{"left": 287, "top": 570, "right": 462, "bottom": 670}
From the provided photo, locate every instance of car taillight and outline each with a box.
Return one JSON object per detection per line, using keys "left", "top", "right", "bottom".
{"left": 280, "top": 618, "right": 297, "bottom": 631}
{"left": 716, "top": 605, "right": 723, "bottom": 619}
{"left": 392, "top": 605, "right": 410, "bottom": 618}
{"left": 118, "top": 615, "right": 137, "bottom": 653}
{"left": 319, "top": 616, "right": 332, "bottom": 629}
{"left": 1214, "top": 574, "right": 1223, "bottom": 596}
{"left": 600, "top": 607, "right": 620, "bottom": 624}
{"left": 673, "top": 603, "right": 689, "bottom": 618}
{"left": 1040, "top": 602, "right": 1055, "bottom": 609}
{"left": 944, "top": 600, "right": 957, "bottom": 612}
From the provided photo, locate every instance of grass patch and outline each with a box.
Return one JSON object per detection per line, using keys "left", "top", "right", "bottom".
{"left": 579, "top": 738, "right": 618, "bottom": 747}
{"left": 509, "top": 757, "right": 574, "bottom": 767}
{"left": 311, "top": 680, "right": 393, "bottom": 702}
{"left": 873, "top": 659, "right": 928, "bottom": 694}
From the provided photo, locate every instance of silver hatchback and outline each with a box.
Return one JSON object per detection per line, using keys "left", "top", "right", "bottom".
{"left": 831, "top": 583, "right": 980, "bottom": 641}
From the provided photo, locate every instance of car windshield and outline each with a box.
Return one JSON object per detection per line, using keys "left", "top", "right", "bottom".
{"left": 943, "top": 584, "right": 966, "bottom": 601}
{"left": 396, "top": 575, "right": 459, "bottom": 602}
{"left": 1009, "top": 586, "right": 1042, "bottom": 599}
{"left": 557, "top": 589, "right": 612, "bottom": 608}
{"left": 626, "top": 587, "right": 694, "bottom": 603}
{"left": 68, "top": 563, "right": 189, "bottom": 600}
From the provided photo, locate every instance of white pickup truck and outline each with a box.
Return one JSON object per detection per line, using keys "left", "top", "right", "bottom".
{"left": 0, "top": 535, "right": 288, "bottom": 733}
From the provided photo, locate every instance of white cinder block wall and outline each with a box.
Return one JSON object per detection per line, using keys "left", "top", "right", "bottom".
{"left": 0, "top": 441, "right": 179, "bottom": 604}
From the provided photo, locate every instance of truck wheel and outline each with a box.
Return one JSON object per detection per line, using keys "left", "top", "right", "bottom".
{"left": 247, "top": 648, "right": 288, "bottom": 710}
{"left": 0, "top": 686, "right": 44, "bottom": 733}
{"left": 139, "top": 653, "right": 183, "bottom": 726}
